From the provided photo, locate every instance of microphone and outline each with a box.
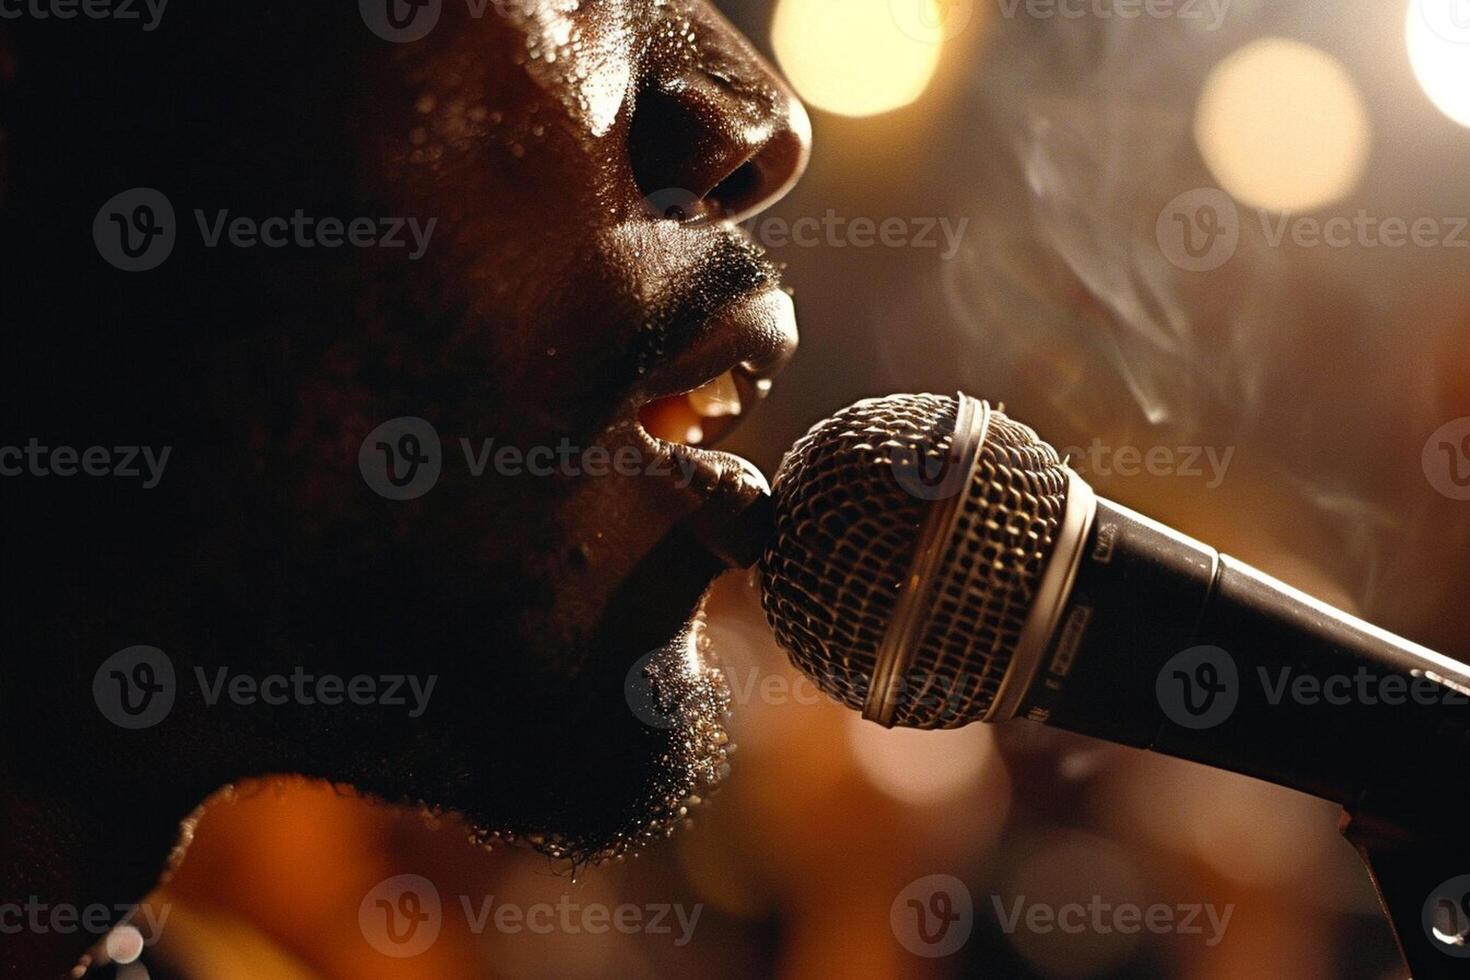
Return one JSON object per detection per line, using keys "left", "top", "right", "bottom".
{"left": 758, "top": 393, "right": 1470, "bottom": 833}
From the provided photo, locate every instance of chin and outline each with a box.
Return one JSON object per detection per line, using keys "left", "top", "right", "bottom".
{"left": 397, "top": 598, "right": 732, "bottom": 869}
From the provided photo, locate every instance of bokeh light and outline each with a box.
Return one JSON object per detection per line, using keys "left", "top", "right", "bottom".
{"left": 772, "top": 0, "right": 943, "bottom": 117}
{"left": 1406, "top": 0, "right": 1470, "bottom": 129}
{"left": 1001, "top": 832, "right": 1146, "bottom": 978}
{"left": 844, "top": 713, "right": 994, "bottom": 805}
{"left": 1194, "top": 38, "right": 1371, "bottom": 212}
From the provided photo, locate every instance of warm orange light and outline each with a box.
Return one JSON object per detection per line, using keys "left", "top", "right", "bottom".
{"left": 1195, "top": 38, "right": 1371, "bottom": 212}
{"left": 844, "top": 714, "right": 993, "bottom": 804}
{"left": 772, "top": 0, "right": 945, "bottom": 117}
{"left": 1407, "top": 0, "right": 1470, "bottom": 129}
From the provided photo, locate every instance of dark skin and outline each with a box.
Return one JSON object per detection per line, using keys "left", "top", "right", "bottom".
{"left": 0, "top": 2, "right": 809, "bottom": 974}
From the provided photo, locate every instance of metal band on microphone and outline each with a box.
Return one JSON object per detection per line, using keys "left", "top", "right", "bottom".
{"left": 863, "top": 394, "right": 991, "bottom": 727}
{"left": 986, "top": 468, "right": 1097, "bottom": 722}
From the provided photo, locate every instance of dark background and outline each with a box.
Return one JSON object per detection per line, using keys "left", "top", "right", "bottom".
{"left": 137, "top": 1, "right": 1470, "bottom": 977}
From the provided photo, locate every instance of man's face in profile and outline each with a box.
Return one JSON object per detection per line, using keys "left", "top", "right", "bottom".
{"left": 306, "top": 0, "right": 808, "bottom": 858}
{"left": 1, "top": 0, "right": 809, "bottom": 937}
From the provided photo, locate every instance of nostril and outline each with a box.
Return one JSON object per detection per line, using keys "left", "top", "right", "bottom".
{"left": 629, "top": 83, "right": 724, "bottom": 220}
{"left": 708, "top": 161, "right": 764, "bottom": 217}
{"left": 629, "top": 75, "right": 809, "bottom": 225}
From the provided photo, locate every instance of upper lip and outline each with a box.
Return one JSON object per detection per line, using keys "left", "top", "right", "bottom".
{"left": 625, "top": 236, "right": 798, "bottom": 433}
{"left": 635, "top": 288, "right": 797, "bottom": 437}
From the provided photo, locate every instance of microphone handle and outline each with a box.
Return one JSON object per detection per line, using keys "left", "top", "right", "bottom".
{"left": 1016, "top": 497, "right": 1470, "bottom": 836}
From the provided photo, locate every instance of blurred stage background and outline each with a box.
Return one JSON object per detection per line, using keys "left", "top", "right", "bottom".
{"left": 133, "top": 0, "right": 1470, "bottom": 976}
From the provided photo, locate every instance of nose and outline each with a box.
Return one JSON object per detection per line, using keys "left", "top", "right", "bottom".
{"left": 629, "top": 10, "right": 812, "bottom": 225}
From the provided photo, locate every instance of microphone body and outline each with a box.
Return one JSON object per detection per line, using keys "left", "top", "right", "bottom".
{"left": 1017, "top": 496, "right": 1470, "bottom": 833}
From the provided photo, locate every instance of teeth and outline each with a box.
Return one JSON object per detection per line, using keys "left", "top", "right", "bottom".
{"left": 639, "top": 370, "right": 747, "bottom": 448}
{"left": 686, "top": 371, "right": 743, "bottom": 419}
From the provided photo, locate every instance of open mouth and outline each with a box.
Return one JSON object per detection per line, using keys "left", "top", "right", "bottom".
{"left": 633, "top": 287, "right": 796, "bottom": 455}
{"left": 621, "top": 285, "right": 796, "bottom": 570}
{"left": 637, "top": 367, "right": 749, "bottom": 448}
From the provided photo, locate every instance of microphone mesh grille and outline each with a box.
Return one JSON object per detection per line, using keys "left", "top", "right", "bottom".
{"left": 759, "top": 394, "right": 1070, "bottom": 728}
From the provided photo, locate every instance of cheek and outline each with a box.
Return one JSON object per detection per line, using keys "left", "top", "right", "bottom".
{"left": 336, "top": 19, "right": 676, "bottom": 441}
